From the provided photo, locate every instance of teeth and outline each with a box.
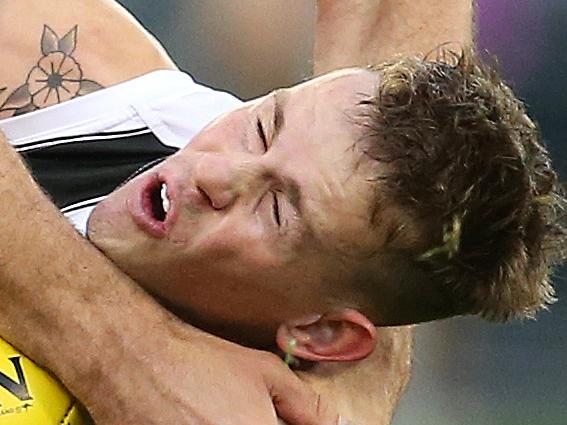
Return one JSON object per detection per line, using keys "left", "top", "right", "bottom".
{"left": 160, "top": 183, "right": 170, "bottom": 213}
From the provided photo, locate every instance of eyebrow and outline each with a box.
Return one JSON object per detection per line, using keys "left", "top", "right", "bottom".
{"left": 272, "top": 89, "right": 286, "bottom": 140}
{"left": 286, "top": 177, "right": 317, "bottom": 244}
{"left": 287, "top": 181, "right": 302, "bottom": 216}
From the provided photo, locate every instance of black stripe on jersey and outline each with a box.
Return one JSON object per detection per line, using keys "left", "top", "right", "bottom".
{"left": 14, "top": 127, "right": 152, "bottom": 151}
{"left": 59, "top": 156, "right": 169, "bottom": 214}
{"left": 21, "top": 131, "right": 178, "bottom": 209}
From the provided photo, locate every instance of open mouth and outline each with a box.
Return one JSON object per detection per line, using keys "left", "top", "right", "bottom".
{"left": 129, "top": 173, "right": 174, "bottom": 238}
{"left": 149, "top": 181, "right": 170, "bottom": 222}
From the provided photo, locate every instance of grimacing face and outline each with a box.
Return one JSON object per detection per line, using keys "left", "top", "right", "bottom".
{"left": 88, "top": 69, "right": 395, "bottom": 344}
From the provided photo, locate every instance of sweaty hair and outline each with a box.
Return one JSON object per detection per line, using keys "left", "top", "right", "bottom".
{"left": 358, "top": 48, "right": 566, "bottom": 322}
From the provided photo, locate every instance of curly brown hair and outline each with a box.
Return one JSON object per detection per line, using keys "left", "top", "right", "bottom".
{"left": 358, "top": 47, "right": 566, "bottom": 322}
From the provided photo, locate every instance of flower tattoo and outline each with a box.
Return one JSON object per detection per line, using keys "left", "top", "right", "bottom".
{"left": 28, "top": 51, "right": 83, "bottom": 108}
{"left": 0, "top": 25, "right": 104, "bottom": 118}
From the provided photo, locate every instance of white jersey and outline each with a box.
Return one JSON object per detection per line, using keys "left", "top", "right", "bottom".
{"left": 0, "top": 70, "right": 242, "bottom": 234}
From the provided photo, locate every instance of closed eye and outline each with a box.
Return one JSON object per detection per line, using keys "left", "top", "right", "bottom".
{"left": 271, "top": 191, "right": 281, "bottom": 226}
{"left": 256, "top": 118, "right": 268, "bottom": 152}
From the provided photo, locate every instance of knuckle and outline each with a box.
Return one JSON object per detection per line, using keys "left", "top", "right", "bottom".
{"left": 257, "top": 351, "right": 281, "bottom": 364}
{"left": 258, "top": 350, "right": 281, "bottom": 366}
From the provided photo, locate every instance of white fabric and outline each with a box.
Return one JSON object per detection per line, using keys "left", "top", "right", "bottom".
{"left": 0, "top": 70, "right": 243, "bottom": 234}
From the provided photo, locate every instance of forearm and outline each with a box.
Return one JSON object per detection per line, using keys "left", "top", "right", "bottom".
{"left": 0, "top": 135, "right": 181, "bottom": 411}
{"left": 314, "top": 0, "right": 474, "bottom": 74}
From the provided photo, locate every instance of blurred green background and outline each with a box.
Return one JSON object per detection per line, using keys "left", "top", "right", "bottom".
{"left": 118, "top": 1, "right": 567, "bottom": 424}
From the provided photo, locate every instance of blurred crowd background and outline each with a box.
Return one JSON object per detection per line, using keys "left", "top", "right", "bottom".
{"left": 118, "top": 1, "right": 566, "bottom": 424}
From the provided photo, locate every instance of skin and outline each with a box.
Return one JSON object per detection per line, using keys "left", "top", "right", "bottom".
{"left": 0, "top": 1, "right": 473, "bottom": 424}
{"left": 0, "top": 2, "right": 340, "bottom": 424}
{"left": 88, "top": 69, "right": 390, "bottom": 345}
{"left": 314, "top": 0, "right": 474, "bottom": 75}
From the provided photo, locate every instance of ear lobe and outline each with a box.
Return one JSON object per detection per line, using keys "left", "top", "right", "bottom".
{"left": 276, "top": 309, "right": 377, "bottom": 362}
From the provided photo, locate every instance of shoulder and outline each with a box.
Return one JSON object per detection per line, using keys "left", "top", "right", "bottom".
{"left": 0, "top": 0, "right": 177, "bottom": 118}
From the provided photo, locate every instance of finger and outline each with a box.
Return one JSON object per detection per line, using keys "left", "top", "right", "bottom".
{"left": 277, "top": 416, "right": 354, "bottom": 425}
{"left": 267, "top": 368, "right": 339, "bottom": 425}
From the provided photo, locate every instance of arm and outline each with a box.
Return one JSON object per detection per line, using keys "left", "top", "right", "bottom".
{"left": 304, "top": 1, "right": 474, "bottom": 424}
{"left": 0, "top": 1, "right": 336, "bottom": 424}
{"left": 0, "top": 0, "right": 177, "bottom": 89}
{"left": 0, "top": 0, "right": 176, "bottom": 117}
{"left": 314, "top": 0, "right": 474, "bottom": 75}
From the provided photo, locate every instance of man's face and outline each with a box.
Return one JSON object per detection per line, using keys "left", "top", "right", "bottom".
{"left": 88, "top": 69, "right": 391, "bottom": 343}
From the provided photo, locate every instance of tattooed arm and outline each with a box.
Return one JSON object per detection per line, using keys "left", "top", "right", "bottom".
{"left": 0, "top": 0, "right": 176, "bottom": 118}
{"left": 0, "top": 25, "right": 106, "bottom": 117}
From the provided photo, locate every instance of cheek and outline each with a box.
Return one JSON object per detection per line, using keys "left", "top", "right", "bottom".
{"left": 183, "top": 214, "right": 277, "bottom": 272}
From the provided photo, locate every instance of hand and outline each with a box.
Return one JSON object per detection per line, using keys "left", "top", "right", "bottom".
{"left": 82, "top": 318, "right": 339, "bottom": 425}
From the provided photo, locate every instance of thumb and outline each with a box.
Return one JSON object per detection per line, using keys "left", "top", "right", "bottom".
{"left": 266, "top": 367, "right": 340, "bottom": 425}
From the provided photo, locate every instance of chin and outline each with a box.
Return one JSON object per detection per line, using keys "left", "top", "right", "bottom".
{"left": 87, "top": 201, "right": 142, "bottom": 269}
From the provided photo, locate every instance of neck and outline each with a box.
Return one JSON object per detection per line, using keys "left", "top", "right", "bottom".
{"left": 155, "top": 295, "right": 276, "bottom": 348}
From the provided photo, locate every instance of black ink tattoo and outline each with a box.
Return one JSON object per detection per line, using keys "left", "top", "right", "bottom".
{"left": 0, "top": 25, "right": 104, "bottom": 118}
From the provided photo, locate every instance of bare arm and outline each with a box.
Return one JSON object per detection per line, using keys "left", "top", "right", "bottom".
{"left": 0, "top": 0, "right": 176, "bottom": 92}
{"left": 305, "top": 1, "right": 474, "bottom": 424}
{"left": 0, "top": 1, "right": 336, "bottom": 424}
{"left": 314, "top": 0, "right": 474, "bottom": 75}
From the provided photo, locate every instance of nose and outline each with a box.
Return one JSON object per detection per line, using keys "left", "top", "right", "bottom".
{"left": 193, "top": 153, "right": 266, "bottom": 210}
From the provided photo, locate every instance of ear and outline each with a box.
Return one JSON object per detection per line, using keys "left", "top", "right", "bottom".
{"left": 276, "top": 309, "right": 377, "bottom": 362}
